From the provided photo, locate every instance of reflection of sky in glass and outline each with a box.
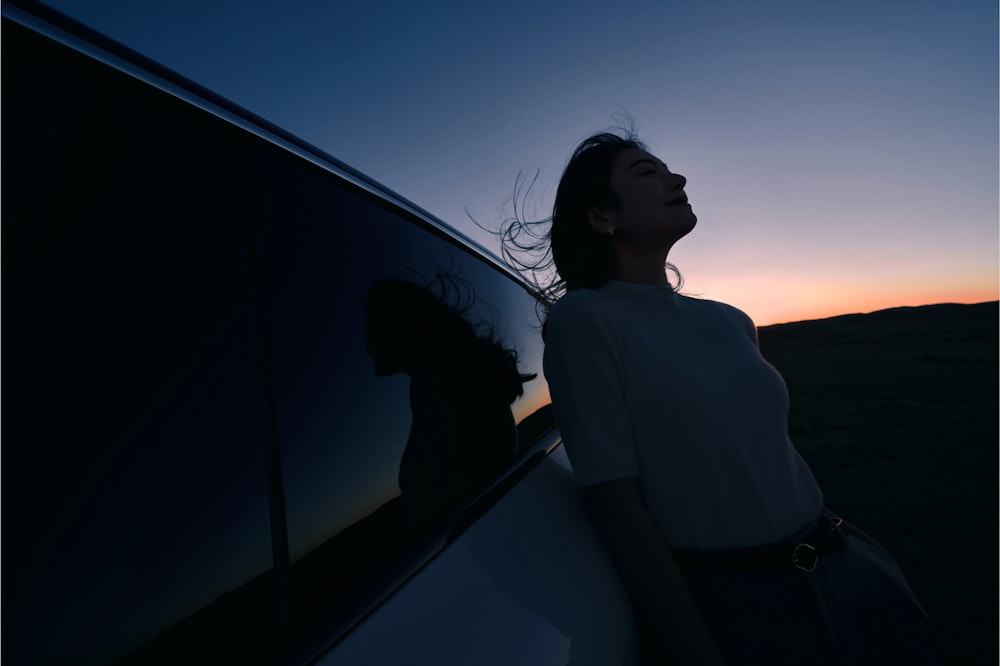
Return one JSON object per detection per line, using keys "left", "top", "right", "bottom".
{"left": 278, "top": 279, "right": 549, "bottom": 561}
{"left": 250, "top": 167, "right": 552, "bottom": 561}
{"left": 282, "top": 356, "right": 412, "bottom": 560}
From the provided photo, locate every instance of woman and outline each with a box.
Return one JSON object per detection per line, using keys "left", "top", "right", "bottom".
{"left": 364, "top": 276, "right": 532, "bottom": 521}
{"left": 500, "top": 130, "right": 938, "bottom": 665}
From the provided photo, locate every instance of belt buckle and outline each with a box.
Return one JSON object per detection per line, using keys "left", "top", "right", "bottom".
{"left": 792, "top": 542, "right": 818, "bottom": 572}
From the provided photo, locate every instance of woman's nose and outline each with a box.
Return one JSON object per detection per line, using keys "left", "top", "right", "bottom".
{"left": 668, "top": 172, "right": 687, "bottom": 190}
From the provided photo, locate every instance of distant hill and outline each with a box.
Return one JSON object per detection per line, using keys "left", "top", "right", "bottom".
{"left": 756, "top": 300, "right": 998, "bottom": 665}
{"left": 761, "top": 300, "right": 998, "bottom": 337}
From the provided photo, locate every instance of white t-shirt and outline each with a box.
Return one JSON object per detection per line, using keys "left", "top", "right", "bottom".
{"left": 543, "top": 280, "right": 824, "bottom": 550}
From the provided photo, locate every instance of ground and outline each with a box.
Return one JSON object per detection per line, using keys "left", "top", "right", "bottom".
{"left": 758, "top": 301, "right": 998, "bottom": 665}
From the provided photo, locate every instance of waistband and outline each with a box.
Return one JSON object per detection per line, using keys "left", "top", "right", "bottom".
{"left": 671, "top": 513, "right": 846, "bottom": 573}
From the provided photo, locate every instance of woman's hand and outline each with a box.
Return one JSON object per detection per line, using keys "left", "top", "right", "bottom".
{"left": 584, "top": 477, "right": 727, "bottom": 666}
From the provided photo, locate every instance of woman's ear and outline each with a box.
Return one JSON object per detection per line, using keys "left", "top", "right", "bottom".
{"left": 588, "top": 206, "right": 616, "bottom": 236}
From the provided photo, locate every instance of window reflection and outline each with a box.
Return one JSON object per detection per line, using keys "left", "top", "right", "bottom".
{"left": 244, "top": 146, "right": 551, "bottom": 650}
{"left": 282, "top": 271, "right": 540, "bottom": 631}
{"left": 364, "top": 275, "right": 535, "bottom": 525}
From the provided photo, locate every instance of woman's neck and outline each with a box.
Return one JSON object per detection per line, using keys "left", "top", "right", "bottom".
{"left": 613, "top": 244, "right": 673, "bottom": 287}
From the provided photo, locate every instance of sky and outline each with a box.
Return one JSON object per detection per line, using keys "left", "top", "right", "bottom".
{"left": 41, "top": 0, "right": 998, "bottom": 325}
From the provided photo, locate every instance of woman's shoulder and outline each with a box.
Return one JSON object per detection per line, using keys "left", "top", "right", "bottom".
{"left": 545, "top": 288, "right": 621, "bottom": 341}
{"left": 681, "top": 294, "right": 751, "bottom": 317}
{"left": 679, "top": 294, "right": 758, "bottom": 338}
{"left": 548, "top": 287, "right": 610, "bottom": 319}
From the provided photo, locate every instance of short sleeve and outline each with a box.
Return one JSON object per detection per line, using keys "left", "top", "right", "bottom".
{"left": 716, "top": 301, "right": 759, "bottom": 347}
{"left": 543, "top": 292, "right": 637, "bottom": 485}
{"left": 737, "top": 308, "right": 759, "bottom": 347}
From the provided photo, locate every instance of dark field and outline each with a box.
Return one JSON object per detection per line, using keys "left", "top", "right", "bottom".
{"left": 758, "top": 301, "right": 999, "bottom": 665}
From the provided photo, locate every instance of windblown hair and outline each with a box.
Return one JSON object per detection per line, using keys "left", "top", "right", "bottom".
{"left": 364, "top": 275, "right": 535, "bottom": 403}
{"left": 494, "top": 127, "right": 682, "bottom": 308}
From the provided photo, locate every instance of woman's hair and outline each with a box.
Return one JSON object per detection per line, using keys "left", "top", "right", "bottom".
{"left": 365, "top": 275, "right": 535, "bottom": 403}
{"left": 495, "top": 127, "right": 682, "bottom": 307}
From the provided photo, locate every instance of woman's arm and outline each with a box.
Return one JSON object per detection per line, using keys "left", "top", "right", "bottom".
{"left": 543, "top": 296, "right": 725, "bottom": 662}
{"left": 584, "top": 477, "right": 727, "bottom": 666}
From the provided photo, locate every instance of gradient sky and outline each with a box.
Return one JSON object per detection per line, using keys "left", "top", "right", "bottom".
{"left": 43, "top": 0, "right": 998, "bottom": 325}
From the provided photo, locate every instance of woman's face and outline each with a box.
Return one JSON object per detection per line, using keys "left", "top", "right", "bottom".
{"left": 602, "top": 148, "right": 696, "bottom": 243}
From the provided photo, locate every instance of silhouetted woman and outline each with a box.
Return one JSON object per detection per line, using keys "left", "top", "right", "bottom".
{"left": 365, "top": 276, "right": 533, "bottom": 524}
{"left": 499, "top": 129, "right": 937, "bottom": 665}
{"left": 293, "top": 277, "right": 534, "bottom": 618}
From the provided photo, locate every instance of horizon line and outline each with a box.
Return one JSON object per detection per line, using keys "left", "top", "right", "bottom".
{"left": 758, "top": 299, "right": 998, "bottom": 328}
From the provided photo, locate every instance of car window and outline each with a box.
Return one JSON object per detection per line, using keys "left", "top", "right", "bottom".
{"left": 3, "top": 20, "right": 275, "bottom": 665}
{"left": 4, "top": 13, "right": 553, "bottom": 665}
{"left": 241, "top": 149, "right": 550, "bottom": 653}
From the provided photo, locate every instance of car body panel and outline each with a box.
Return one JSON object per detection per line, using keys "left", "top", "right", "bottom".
{"left": 319, "top": 446, "right": 640, "bottom": 665}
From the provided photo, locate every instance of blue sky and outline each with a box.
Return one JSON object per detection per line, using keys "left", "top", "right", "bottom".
{"left": 43, "top": 0, "right": 998, "bottom": 324}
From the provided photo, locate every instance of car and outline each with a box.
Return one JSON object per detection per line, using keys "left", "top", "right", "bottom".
{"left": 2, "top": 1, "right": 641, "bottom": 663}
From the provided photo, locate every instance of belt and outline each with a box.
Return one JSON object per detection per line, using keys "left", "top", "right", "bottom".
{"left": 671, "top": 515, "right": 846, "bottom": 573}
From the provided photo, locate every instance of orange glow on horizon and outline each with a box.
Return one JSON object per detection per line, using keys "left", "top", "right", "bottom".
{"left": 513, "top": 384, "right": 553, "bottom": 424}
{"left": 690, "top": 276, "right": 999, "bottom": 327}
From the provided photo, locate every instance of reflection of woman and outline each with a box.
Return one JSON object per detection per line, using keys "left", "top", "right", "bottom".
{"left": 500, "top": 130, "right": 937, "bottom": 665}
{"left": 364, "top": 277, "right": 533, "bottom": 523}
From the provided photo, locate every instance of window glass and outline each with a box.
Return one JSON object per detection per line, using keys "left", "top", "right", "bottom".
{"left": 4, "top": 25, "right": 275, "bottom": 665}
{"left": 244, "top": 146, "right": 551, "bottom": 642}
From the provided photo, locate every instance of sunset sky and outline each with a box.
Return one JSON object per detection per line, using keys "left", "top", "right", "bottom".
{"left": 44, "top": 0, "right": 998, "bottom": 325}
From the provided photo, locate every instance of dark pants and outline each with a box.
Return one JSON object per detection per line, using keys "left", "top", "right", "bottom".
{"left": 670, "top": 522, "right": 939, "bottom": 666}
{"left": 681, "top": 557, "right": 832, "bottom": 665}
